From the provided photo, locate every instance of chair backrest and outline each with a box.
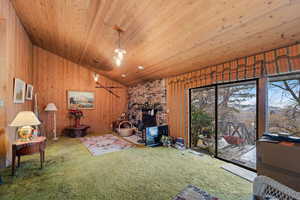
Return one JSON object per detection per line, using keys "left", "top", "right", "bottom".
{"left": 253, "top": 176, "right": 300, "bottom": 200}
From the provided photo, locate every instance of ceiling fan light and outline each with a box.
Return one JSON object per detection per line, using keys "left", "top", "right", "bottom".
{"left": 114, "top": 56, "right": 122, "bottom": 67}
{"left": 113, "top": 28, "right": 126, "bottom": 68}
{"left": 113, "top": 55, "right": 119, "bottom": 60}
{"left": 117, "top": 52, "right": 124, "bottom": 60}
{"left": 115, "top": 48, "right": 126, "bottom": 54}
{"left": 116, "top": 60, "right": 121, "bottom": 67}
{"left": 138, "top": 66, "right": 144, "bottom": 70}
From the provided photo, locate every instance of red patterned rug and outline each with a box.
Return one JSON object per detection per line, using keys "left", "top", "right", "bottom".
{"left": 80, "top": 134, "right": 134, "bottom": 156}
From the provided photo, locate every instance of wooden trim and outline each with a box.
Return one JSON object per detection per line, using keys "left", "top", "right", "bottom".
{"left": 257, "top": 77, "right": 267, "bottom": 138}
{"left": 0, "top": 19, "right": 7, "bottom": 165}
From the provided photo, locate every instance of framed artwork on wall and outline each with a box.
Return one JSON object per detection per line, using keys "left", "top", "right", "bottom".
{"left": 26, "top": 84, "right": 33, "bottom": 100}
{"left": 67, "top": 90, "right": 95, "bottom": 109}
{"left": 13, "top": 78, "right": 26, "bottom": 104}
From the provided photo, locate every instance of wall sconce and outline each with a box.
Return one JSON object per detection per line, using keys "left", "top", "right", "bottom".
{"left": 93, "top": 73, "right": 100, "bottom": 82}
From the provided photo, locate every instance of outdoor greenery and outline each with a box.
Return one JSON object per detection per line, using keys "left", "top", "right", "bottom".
{"left": 190, "top": 88, "right": 215, "bottom": 152}
{"left": 190, "top": 104, "right": 213, "bottom": 148}
{"left": 160, "top": 135, "right": 173, "bottom": 147}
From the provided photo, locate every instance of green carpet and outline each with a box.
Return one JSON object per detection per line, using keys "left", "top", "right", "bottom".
{"left": 0, "top": 134, "right": 252, "bottom": 200}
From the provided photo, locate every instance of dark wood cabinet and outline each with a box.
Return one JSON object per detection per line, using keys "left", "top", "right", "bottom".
{"left": 257, "top": 141, "right": 300, "bottom": 191}
{"left": 64, "top": 125, "right": 90, "bottom": 138}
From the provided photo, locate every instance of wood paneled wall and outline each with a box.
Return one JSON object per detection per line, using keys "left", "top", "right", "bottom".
{"left": 167, "top": 43, "right": 300, "bottom": 144}
{"left": 0, "top": 0, "right": 33, "bottom": 166}
{"left": 33, "top": 47, "right": 128, "bottom": 137}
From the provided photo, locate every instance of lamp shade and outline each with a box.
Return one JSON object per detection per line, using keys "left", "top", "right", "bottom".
{"left": 45, "top": 103, "right": 57, "bottom": 111}
{"left": 9, "top": 111, "right": 41, "bottom": 127}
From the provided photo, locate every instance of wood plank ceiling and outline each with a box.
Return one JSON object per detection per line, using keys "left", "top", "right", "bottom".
{"left": 11, "top": 0, "right": 300, "bottom": 86}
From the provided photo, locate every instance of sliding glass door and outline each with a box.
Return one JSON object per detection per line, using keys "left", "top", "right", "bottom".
{"left": 189, "top": 80, "right": 257, "bottom": 170}
{"left": 217, "top": 81, "right": 257, "bottom": 170}
{"left": 190, "top": 87, "right": 215, "bottom": 154}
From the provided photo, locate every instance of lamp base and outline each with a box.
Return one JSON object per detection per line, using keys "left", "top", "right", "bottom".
{"left": 18, "top": 126, "right": 33, "bottom": 141}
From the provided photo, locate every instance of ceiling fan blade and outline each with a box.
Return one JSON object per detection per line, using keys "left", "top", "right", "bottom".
{"left": 96, "top": 86, "right": 122, "bottom": 89}
{"left": 95, "top": 82, "right": 120, "bottom": 98}
{"left": 106, "top": 88, "right": 120, "bottom": 98}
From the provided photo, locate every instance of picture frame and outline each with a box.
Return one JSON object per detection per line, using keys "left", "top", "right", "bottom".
{"left": 13, "top": 78, "right": 26, "bottom": 104}
{"left": 67, "top": 90, "right": 95, "bottom": 110}
{"left": 26, "top": 84, "right": 34, "bottom": 100}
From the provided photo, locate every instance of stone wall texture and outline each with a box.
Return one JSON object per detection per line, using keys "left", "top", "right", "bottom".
{"left": 128, "top": 79, "right": 167, "bottom": 125}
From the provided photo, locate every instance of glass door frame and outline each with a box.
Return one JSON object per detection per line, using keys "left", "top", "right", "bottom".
{"left": 189, "top": 78, "right": 259, "bottom": 172}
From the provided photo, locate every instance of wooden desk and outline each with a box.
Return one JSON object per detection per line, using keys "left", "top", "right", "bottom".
{"left": 65, "top": 125, "right": 90, "bottom": 138}
{"left": 12, "top": 136, "right": 46, "bottom": 176}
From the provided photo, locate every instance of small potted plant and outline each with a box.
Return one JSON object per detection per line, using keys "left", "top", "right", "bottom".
{"left": 161, "top": 135, "right": 172, "bottom": 147}
{"left": 69, "top": 109, "right": 83, "bottom": 128}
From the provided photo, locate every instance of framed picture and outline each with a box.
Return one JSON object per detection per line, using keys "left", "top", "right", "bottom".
{"left": 67, "top": 90, "right": 95, "bottom": 109}
{"left": 13, "top": 78, "right": 26, "bottom": 104}
{"left": 26, "top": 84, "right": 33, "bottom": 100}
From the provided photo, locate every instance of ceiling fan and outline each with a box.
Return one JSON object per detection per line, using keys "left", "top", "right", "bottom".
{"left": 92, "top": 25, "right": 127, "bottom": 98}
{"left": 93, "top": 73, "right": 122, "bottom": 98}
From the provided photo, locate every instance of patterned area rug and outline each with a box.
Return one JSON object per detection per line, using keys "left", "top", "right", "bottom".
{"left": 80, "top": 134, "right": 134, "bottom": 156}
{"left": 122, "top": 134, "right": 144, "bottom": 145}
{"left": 173, "top": 185, "right": 220, "bottom": 200}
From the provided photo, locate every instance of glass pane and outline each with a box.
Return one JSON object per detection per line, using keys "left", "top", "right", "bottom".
{"left": 217, "top": 81, "right": 257, "bottom": 170}
{"left": 190, "top": 87, "right": 215, "bottom": 155}
{"left": 268, "top": 77, "right": 300, "bottom": 137}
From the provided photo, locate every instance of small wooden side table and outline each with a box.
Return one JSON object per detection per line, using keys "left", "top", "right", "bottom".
{"left": 64, "top": 125, "right": 90, "bottom": 138}
{"left": 12, "top": 136, "right": 46, "bottom": 176}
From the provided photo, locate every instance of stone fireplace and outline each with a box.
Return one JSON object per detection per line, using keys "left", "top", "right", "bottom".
{"left": 128, "top": 79, "right": 167, "bottom": 126}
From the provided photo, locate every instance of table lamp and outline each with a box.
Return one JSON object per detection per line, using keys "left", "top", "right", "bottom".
{"left": 45, "top": 103, "right": 58, "bottom": 140}
{"left": 9, "top": 111, "right": 41, "bottom": 141}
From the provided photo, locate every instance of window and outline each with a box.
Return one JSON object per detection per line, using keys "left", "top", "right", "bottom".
{"left": 268, "top": 75, "right": 300, "bottom": 138}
